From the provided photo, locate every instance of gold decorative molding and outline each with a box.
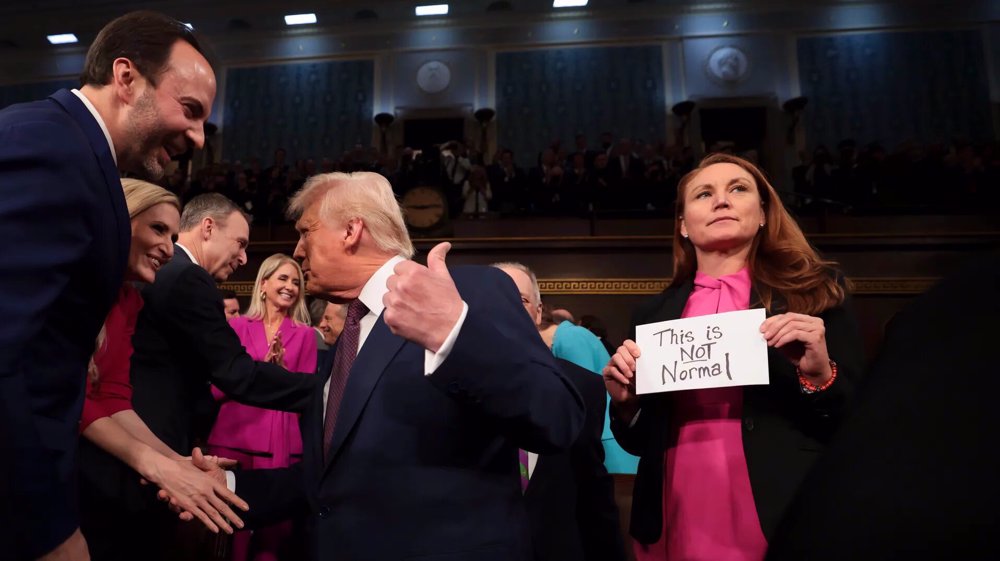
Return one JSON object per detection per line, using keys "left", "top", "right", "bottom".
{"left": 220, "top": 281, "right": 256, "bottom": 296}
{"left": 537, "top": 277, "right": 939, "bottom": 296}
{"left": 848, "top": 277, "right": 938, "bottom": 295}
{"left": 538, "top": 278, "right": 670, "bottom": 295}
{"left": 224, "top": 277, "right": 939, "bottom": 298}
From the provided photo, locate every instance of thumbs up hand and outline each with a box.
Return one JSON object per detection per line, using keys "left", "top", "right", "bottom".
{"left": 384, "top": 242, "right": 464, "bottom": 352}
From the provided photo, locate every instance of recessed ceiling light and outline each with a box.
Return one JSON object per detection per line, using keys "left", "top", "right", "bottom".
{"left": 47, "top": 33, "right": 78, "bottom": 45}
{"left": 284, "top": 13, "right": 318, "bottom": 26}
{"left": 553, "top": 0, "right": 589, "bottom": 7}
{"left": 415, "top": 4, "right": 449, "bottom": 16}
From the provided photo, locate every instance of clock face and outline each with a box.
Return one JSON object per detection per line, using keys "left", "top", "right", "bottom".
{"left": 705, "top": 46, "right": 749, "bottom": 84}
{"left": 416, "top": 60, "right": 451, "bottom": 94}
{"left": 402, "top": 187, "right": 446, "bottom": 229}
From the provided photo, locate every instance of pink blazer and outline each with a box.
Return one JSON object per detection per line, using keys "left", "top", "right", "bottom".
{"left": 207, "top": 316, "right": 317, "bottom": 463}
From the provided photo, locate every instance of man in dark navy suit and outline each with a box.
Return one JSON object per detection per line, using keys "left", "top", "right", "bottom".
{"left": 209, "top": 172, "right": 585, "bottom": 561}
{"left": 494, "top": 263, "right": 626, "bottom": 561}
{"left": 0, "top": 11, "right": 216, "bottom": 560}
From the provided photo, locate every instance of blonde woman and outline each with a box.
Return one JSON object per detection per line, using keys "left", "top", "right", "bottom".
{"left": 79, "top": 179, "right": 248, "bottom": 559}
{"left": 207, "top": 253, "right": 316, "bottom": 561}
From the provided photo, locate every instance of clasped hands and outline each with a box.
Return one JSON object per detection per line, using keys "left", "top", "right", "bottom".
{"left": 147, "top": 447, "right": 249, "bottom": 534}
{"left": 603, "top": 312, "right": 833, "bottom": 417}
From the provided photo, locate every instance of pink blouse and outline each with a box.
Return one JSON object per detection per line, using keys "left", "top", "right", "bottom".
{"left": 635, "top": 268, "right": 767, "bottom": 561}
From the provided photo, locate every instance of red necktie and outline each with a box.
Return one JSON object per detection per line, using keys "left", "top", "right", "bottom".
{"left": 322, "top": 299, "right": 368, "bottom": 461}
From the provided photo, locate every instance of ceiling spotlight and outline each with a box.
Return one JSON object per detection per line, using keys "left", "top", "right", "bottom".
{"left": 553, "top": 0, "right": 589, "bottom": 7}
{"left": 47, "top": 33, "right": 78, "bottom": 45}
{"left": 415, "top": 4, "right": 449, "bottom": 16}
{"left": 284, "top": 13, "right": 318, "bottom": 26}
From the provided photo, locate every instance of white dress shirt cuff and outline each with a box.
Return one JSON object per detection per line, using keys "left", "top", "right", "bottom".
{"left": 424, "top": 301, "right": 469, "bottom": 375}
{"left": 225, "top": 470, "right": 236, "bottom": 492}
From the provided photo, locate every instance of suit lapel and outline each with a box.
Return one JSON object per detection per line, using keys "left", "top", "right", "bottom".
{"left": 654, "top": 280, "right": 694, "bottom": 323}
{"left": 50, "top": 89, "right": 129, "bottom": 281}
{"left": 323, "top": 315, "right": 406, "bottom": 473}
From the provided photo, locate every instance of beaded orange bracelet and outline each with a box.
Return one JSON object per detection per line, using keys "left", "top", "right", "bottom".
{"left": 798, "top": 360, "right": 837, "bottom": 393}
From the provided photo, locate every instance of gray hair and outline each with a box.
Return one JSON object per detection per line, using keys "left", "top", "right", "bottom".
{"left": 179, "top": 193, "right": 250, "bottom": 232}
{"left": 490, "top": 261, "right": 540, "bottom": 307}
{"left": 287, "top": 172, "right": 414, "bottom": 259}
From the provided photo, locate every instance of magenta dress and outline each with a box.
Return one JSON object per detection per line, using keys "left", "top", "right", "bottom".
{"left": 634, "top": 268, "right": 768, "bottom": 561}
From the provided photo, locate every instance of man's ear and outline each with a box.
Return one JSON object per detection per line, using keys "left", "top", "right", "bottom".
{"left": 110, "top": 57, "right": 144, "bottom": 104}
{"left": 201, "top": 216, "right": 215, "bottom": 240}
{"left": 343, "top": 217, "right": 364, "bottom": 251}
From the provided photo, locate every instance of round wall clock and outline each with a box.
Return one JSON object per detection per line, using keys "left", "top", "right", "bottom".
{"left": 401, "top": 186, "right": 448, "bottom": 230}
{"left": 416, "top": 60, "right": 452, "bottom": 94}
{"left": 705, "top": 46, "right": 750, "bottom": 84}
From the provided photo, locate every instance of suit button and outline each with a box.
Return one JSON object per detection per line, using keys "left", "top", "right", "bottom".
{"left": 318, "top": 506, "right": 332, "bottom": 519}
{"left": 447, "top": 381, "right": 461, "bottom": 394}
{"left": 743, "top": 417, "right": 755, "bottom": 431}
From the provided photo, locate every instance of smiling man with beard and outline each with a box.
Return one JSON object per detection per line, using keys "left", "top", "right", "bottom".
{"left": 0, "top": 10, "right": 219, "bottom": 561}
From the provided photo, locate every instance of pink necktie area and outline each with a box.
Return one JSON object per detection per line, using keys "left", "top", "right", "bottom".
{"left": 518, "top": 448, "right": 529, "bottom": 493}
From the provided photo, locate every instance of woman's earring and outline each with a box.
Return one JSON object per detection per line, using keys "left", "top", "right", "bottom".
{"left": 682, "top": 233, "right": 689, "bottom": 239}
{"left": 759, "top": 223, "right": 765, "bottom": 228}
{"left": 259, "top": 291, "right": 266, "bottom": 301}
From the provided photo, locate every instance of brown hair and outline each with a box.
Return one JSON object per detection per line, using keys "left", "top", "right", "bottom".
{"left": 671, "top": 153, "right": 846, "bottom": 315}
{"left": 80, "top": 11, "right": 207, "bottom": 87}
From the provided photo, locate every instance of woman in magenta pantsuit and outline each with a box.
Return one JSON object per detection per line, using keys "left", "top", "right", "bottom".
{"left": 208, "top": 253, "right": 316, "bottom": 561}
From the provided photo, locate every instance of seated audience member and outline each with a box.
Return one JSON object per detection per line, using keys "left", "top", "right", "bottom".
{"left": 314, "top": 302, "right": 348, "bottom": 372}
{"left": 765, "top": 252, "right": 1000, "bottom": 561}
{"left": 221, "top": 288, "right": 241, "bottom": 319}
{"left": 494, "top": 263, "right": 627, "bottom": 561}
{"left": 308, "top": 299, "right": 331, "bottom": 353}
{"left": 551, "top": 307, "right": 575, "bottom": 325}
{"left": 604, "top": 153, "right": 863, "bottom": 561}
{"left": 78, "top": 180, "right": 247, "bottom": 561}
{"left": 208, "top": 254, "right": 316, "bottom": 561}
{"left": 529, "top": 148, "right": 565, "bottom": 213}
{"left": 488, "top": 148, "right": 528, "bottom": 212}
{"left": 461, "top": 165, "right": 492, "bottom": 216}
{"left": 565, "top": 152, "right": 594, "bottom": 212}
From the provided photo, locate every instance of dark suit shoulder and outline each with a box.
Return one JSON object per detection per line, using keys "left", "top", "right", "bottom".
{"left": 555, "top": 358, "right": 605, "bottom": 408}
{"left": 0, "top": 99, "right": 91, "bottom": 158}
{"left": 629, "top": 281, "right": 693, "bottom": 338}
{"left": 141, "top": 252, "right": 209, "bottom": 307}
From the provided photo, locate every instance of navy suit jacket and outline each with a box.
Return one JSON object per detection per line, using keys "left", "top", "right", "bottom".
{"left": 236, "top": 265, "right": 586, "bottom": 561}
{"left": 0, "top": 89, "right": 130, "bottom": 560}
{"left": 524, "top": 359, "right": 626, "bottom": 561}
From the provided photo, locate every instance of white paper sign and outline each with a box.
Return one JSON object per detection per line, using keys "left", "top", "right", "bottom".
{"left": 634, "top": 308, "right": 769, "bottom": 395}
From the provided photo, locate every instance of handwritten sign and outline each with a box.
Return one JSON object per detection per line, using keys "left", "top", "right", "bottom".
{"left": 634, "top": 309, "right": 769, "bottom": 395}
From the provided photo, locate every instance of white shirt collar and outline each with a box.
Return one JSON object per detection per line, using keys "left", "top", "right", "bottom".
{"left": 358, "top": 255, "right": 406, "bottom": 318}
{"left": 175, "top": 242, "right": 199, "bottom": 266}
{"left": 71, "top": 89, "right": 117, "bottom": 166}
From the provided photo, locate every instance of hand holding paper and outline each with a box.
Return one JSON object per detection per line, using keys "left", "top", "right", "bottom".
{"left": 602, "top": 340, "right": 641, "bottom": 419}
{"left": 760, "top": 312, "right": 833, "bottom": 383}
{"left": 634, "top": 309, "right": 769, "bottom": 395}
